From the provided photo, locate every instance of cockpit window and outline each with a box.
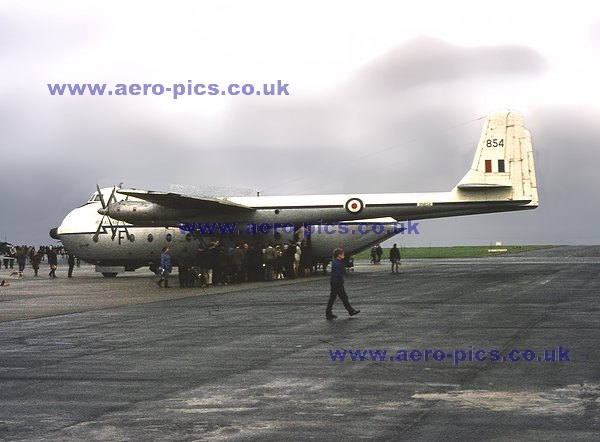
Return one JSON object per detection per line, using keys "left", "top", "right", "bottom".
{"left": 88, "top": 193, "right": 102, "bottom": 202}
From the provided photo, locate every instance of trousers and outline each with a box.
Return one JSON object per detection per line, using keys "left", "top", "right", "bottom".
{"left": 326, "top": 282, "right": 353, "bottom": 313}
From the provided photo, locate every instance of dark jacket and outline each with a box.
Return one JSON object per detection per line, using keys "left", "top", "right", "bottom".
{"left": 196, "top": 248, "right": 210, "bottom": 268}
{"left": 47, "top": 249, "right": 58, "bottom": 266}
{"left": 160, "top": 252, "right": 172, "bottom": 272}
{"left": 32, "top": 253, "right": 42, "bottom": 269}
{"left": 330, "top": 258, "right": 344, "bottom": 284}
{"left": 16, "top": 248, "right": 27, "bottom": 265}
{"left": 231, "top": 247, "right": 244, "bottom": 272}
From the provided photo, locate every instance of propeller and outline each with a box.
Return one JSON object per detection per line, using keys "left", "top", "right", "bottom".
{"left": 94, "top": 184, "right": 127, "bottom": 241}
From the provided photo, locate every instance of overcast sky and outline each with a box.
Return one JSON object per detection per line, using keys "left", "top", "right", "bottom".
{"left": 1, "top": 1, "right": 599, "bottom": 247}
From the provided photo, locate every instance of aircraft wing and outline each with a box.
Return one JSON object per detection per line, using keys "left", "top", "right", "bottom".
{"left": 117, "top": 189, "right": 255, "bottom": 212}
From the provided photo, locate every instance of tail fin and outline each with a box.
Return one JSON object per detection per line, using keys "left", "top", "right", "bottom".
{"left": 455, "top": 110, "right": 538, "bottom": 208}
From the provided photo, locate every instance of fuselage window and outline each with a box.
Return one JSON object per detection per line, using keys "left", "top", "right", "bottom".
{"left": 147, "top": 234, "right": 154, "bottom": 242}
{"left": 166, "top": 233, "right": 173, "bottom": 242}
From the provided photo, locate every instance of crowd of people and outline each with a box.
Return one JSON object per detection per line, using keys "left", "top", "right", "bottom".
{"left": 1, "top": 244, "right": 78, "bottom": 278}
{"left": 165, "top": 238, "right": 317, "bottom": 289}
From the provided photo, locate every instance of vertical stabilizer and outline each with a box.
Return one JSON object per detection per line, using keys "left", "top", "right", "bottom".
{"left": 456, "top": 111, "right": 538, "bottom": 207}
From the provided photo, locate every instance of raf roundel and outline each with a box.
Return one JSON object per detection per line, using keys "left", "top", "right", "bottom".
{"left": 345, "top": 198, "right": 364, "bottom": 214}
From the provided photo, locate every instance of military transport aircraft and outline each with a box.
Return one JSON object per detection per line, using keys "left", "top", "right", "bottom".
{"left": 50, "top": 110, "right": 538, "bottom": 276}
{"left": 50, "top": 185, "right": 401, "bottom": 277}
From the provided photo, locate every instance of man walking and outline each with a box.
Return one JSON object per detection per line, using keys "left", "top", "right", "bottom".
{"left": 326, "top": 248, "right": 360, "bottom": 320}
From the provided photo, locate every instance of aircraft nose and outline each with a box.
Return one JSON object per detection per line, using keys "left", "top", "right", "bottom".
{"left": 49, "top": 227, "right": 60, "bottom": 240}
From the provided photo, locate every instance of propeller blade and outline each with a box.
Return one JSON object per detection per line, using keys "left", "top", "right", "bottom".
{"left": 96, "top": 184, "right": 107, "bottom": 209}
{"left": 107, "top": 186, "right": 117, "bottom": 205}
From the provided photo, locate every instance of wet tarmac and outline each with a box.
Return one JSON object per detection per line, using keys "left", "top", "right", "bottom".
{"left": 0, "top": 246, "right": 599, "bottom": 441}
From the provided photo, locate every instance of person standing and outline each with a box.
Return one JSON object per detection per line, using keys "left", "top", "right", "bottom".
{"left": 209, "top": 240, "right": 222, "bottom": 285}
{"left": 230, "top": 244, "right": 244, "bottom": 283}
{"left": 67, "top": 251, "right": 76, "bottom": 278}
{"left": 157, "top": 246, "right": 172, "bottom": 288}
{"left": 195, "top": 245, "right": 211, "bottom": 287}
{"left": 299, "top": 239, "right": 312, "bottom": 277}
{"left": 47, "top": 246, "right": 58, "bottom": 278}
{"left": 375, "top": 244, "right": 383, "bottom": 264}
{"left": 263, "top": 244, "right": 276, "bottom": 281}
{"left": 326, "top": 248, "right": 360, "bottom": 320}
{"left": 275, "top": 245, "right": 284, "bottom": 280}
{"left": 16, "top": 246, "right": 27, "bottom": 275}
{"left": 246, "top": 244, "right": 260, "bottom": 282}
{"left": 32, "top": 248, "right": 42, "bottom": 276}
{"left": 390, "top": 243, "right": 401, "bottom": 273}
{"left": 178, "top": 253, "right": 193, "bottom": 288}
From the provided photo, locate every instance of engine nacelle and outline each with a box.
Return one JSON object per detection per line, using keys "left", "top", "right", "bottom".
{"left": 100, "top": 201, "right": 198, "bottom": 225}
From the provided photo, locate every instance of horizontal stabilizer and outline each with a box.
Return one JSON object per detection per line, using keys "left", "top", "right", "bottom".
{"left": 456, "top": 183, "right": 512, "bottom": 189}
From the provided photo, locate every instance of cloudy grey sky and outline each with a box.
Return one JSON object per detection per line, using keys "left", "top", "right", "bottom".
{"left": 1, "top": 0, "right": 599, "bottom": 246}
